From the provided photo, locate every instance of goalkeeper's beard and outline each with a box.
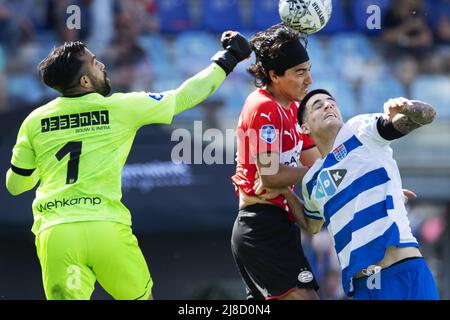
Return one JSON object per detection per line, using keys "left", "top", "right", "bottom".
{"left": 93, "top": 72, "right": 111, "bottom": 96}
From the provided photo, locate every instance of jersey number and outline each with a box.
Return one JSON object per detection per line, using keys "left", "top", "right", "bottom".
{"left": 56, "top": 141, "right": 82, "bottom": 184}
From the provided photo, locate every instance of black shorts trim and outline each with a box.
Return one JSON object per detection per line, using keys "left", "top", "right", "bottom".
{"left": 231, "top": 204, "right": 319, "bottom": 300}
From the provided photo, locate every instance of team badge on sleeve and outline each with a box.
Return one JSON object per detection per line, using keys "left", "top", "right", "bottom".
{"left": 148, "top": 92, "right": 164, "bottom": 101}
{"left": 260, "top": 124, "right": 278, "bottom": 144}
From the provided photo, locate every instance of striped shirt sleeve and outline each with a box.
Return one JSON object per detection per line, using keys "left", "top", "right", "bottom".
{"left": 301, "top": 177, "right": 324, "bottom": 220}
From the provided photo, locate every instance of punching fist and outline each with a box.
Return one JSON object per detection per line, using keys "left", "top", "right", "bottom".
{"left": 211, "top": 31, "right": 251, "bottom": 75}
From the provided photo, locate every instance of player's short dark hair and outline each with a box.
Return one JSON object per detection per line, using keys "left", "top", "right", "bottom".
{"left": 38, "top": 41, "right": 87, "bottom": 93}
{"left": 297, "top": 89, "right": 333, "bottom": 125}
{"left": 247, "top": 23, "right": 306, "bottom": 88}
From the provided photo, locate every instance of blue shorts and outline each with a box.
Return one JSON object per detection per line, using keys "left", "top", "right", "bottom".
{"left": 352, "top": 257, "right": 439, "bottom": 300}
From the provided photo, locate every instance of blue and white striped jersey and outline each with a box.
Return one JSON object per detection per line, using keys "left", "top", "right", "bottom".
{"left": 301, "top": 113, "right": 418, "bottom": 295}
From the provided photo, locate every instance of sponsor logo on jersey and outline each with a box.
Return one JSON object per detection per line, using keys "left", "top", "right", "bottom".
{"left": 315, "top": 169, "right": 347, "bottom": 198}
{"left": 330, "top": 169, "right": 347, "bottom": 187}
{"left": 148, "top": 92, "right": 164, "bottom": 101}
{"left": 315, "top": 180, "right": 326, "bottom": 199}
{"left": 260, "top": 112, "right": 271, "bottom": 121}
{"left": 284, "top": 130, "right": 293, "bottom": 139}
{"left": 260, "top": 124, "right": 277, "bottom": 144}
{"left": 283, "top": 147, "right": 300, "bottom": 167}
{"left": 319, "top": 170, "right": 337, "bottom": 196}
{"left": 35, "top": 196, "right": 102, "bottom": 213}
{"left": 333, "top": 144, "right": 348, "bottom": 161}
{"left": 41, "top": 110, "right": 109, "bottom": 132}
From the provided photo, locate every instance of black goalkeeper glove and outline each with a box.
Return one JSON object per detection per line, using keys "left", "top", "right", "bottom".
{"left": 211, "top": 31, "right": 251, "bottom": 75}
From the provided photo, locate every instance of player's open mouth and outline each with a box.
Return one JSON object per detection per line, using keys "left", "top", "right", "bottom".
{"left": 324, "top": 113, "right": 336, "bottom": 119}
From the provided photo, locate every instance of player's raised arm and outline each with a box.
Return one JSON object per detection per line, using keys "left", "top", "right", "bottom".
{"left": 171, "top": 31, "right": 251, "bottom": 116}
{"left": 379, "top": 98, "right": 436, "bottom": 138}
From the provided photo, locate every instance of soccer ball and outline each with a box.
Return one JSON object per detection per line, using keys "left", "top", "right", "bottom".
{"left": 279, "top": 0, "right": 333, "bottom": 34}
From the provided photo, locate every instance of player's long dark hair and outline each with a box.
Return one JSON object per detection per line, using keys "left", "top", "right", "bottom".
{"left": 38, "top": 41, "right": 87, "bottom": 94}
{"left": 247, "top": 24, "right": 302, "bottom": 88}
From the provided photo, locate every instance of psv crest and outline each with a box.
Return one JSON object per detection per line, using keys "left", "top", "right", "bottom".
{"left": 260, "top": 125, "right": 278, "bottom": 144}
{"left": 333, "top": 144, "right": 347, "bottom": 161}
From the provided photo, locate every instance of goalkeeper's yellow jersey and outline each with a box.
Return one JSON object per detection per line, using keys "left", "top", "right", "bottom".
{"left": 10, "top": 64, "right": 226, "bottom": 235}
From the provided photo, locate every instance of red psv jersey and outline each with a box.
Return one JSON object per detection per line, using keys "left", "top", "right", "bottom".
{"left": 232, "top": 89, "right": 315, "bottom": 222}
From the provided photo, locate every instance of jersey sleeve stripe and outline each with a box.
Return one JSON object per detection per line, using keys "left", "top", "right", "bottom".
{"left": 304, "top": 207, "right": 323, "bottom": 220}
{"left": 11, "top": 164, "right": 35, "bottom": 176}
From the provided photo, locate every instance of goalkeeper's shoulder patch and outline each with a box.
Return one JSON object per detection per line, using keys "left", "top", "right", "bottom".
{"left": 148, "top": 93, "right": 164, "bottom": 101}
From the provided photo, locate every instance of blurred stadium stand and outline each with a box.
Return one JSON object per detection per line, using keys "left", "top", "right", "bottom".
{"left": 412, "top": 75, "right": 450, "bottom": 118}
{"left": 320, "top": 0, "right": 352, "bottom": 33}
{"left": 157, "top": 0, "right": 192, "bottom": 33}
{"left": 0, "top": 0, "right": 449, "bottom": 300}
{"left": 201, "top": 0, "right": 243, "bottom": 32}
{"left": 250, "top": 0, "right": 280, "bottom": 30}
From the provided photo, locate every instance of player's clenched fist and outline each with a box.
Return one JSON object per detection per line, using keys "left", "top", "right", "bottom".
{"left": 383, "top": 97, "right": 436, "bottom": 126}
{"left": 221, "top": 31, "right": 252, "bottom": 62}
{"left": 211, "top": 31, "right": 251, "bottom": 75}
{"left": 383, "top": 97, "right": 413, "bottom": 121}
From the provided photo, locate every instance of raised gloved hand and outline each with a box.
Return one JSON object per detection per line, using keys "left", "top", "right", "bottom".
{"left": 211, "top": 31, "right": 251, "bottom": 75}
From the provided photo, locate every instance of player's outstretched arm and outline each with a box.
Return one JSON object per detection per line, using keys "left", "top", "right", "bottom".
{"left": 172, "top": 31, "right": 251, "bottom": 116}
{"left": 6, "top": 168, "right": 40, "bottom": 196}
{"left": 383, "top": 98, "right": 436, "bottom": 136}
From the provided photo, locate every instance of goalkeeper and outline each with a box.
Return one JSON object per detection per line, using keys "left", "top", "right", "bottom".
{"left": 5, "top": 31, "right": 251, "bottom": 300}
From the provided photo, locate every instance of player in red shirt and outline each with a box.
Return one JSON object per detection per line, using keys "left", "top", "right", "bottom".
{"left": 231, "top": 24, "right": 322, "bottom": 300}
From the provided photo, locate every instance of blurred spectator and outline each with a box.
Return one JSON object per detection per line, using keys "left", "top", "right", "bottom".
{"left": 103, "top": 5, "right": 152, "bottom": 93}
{"left": 393, "top": 55, "right": 419, "bottom": 94}
{"left": 382, "top": 0, "right": 433, "bottom": 56}
{"left": 115, "top": 0, "right": 160, "bottom": 34}
{"left": 425, "top": 0, "right": 450, "bottom": 74}
{"left": 0, "top": 45, "right": 6, "bottom": 113}
{"left": 86, "top": 0, "right": 114, "bottom": 57}
{"left": 0, "top": 0, "right": 35, "bottom": 45}
{"left": 426, "top": 0, "right": 450, "bottom": 44}
{"left": 0, "top": 3, "right": 22, "bottom": 55}
{"left": 381, "top": 0, "right": 435, "bottom": 89}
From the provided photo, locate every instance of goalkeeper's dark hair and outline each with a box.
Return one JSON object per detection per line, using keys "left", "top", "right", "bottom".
{"left": 38, "top": 41, "right": 87, "bottom": 94}
{"left": 247, "top": 23, "right": 306, "bottom": 88}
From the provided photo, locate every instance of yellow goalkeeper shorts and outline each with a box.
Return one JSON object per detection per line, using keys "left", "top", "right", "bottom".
{"left": 35, "top": 221, "right": 152, "bottom": 300}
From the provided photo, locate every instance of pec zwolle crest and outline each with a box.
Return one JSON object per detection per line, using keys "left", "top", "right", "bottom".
{"left": 333, "top": 144, "right": 347, "bottom": 162}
